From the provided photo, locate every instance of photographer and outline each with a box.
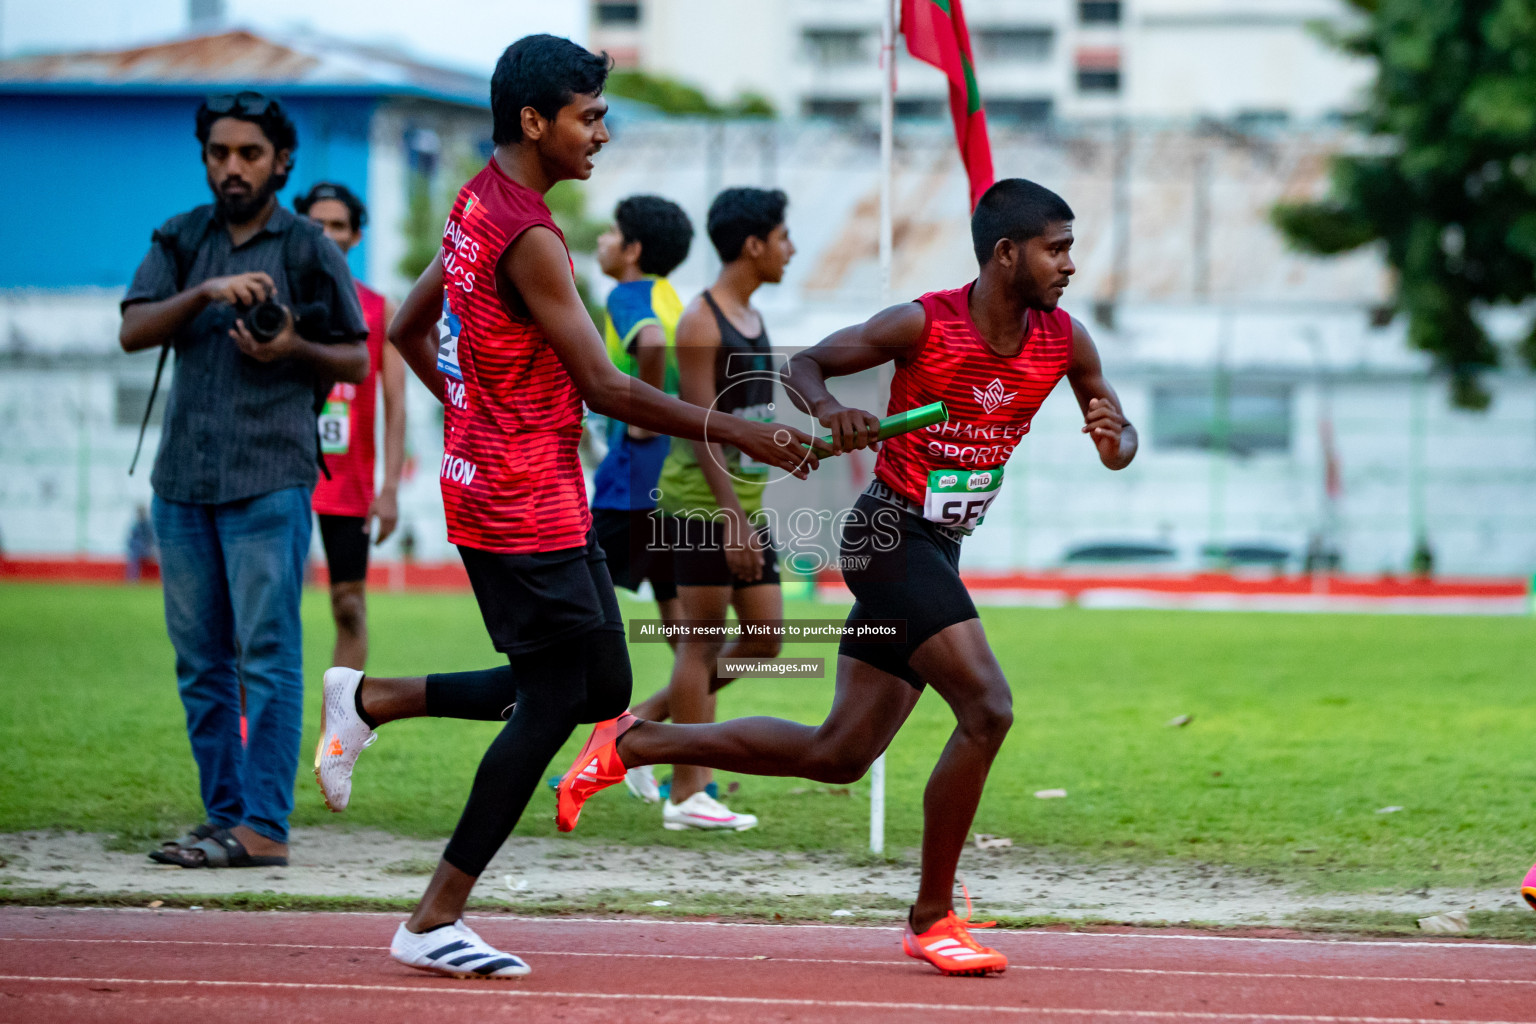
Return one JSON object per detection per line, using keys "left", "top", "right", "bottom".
{"left": 120, "top": 92, "right": 369, "bottom": 869}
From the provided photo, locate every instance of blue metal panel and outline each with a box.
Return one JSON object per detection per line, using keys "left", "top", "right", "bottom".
{"left": 0, "top": 93, "right": 376, "bottom": 289}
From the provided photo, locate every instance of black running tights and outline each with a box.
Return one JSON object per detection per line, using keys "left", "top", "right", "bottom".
{"left": 439, "top": 629, "right": 632, "bottom": 877}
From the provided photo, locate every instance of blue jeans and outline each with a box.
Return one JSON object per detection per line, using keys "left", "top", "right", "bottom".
{"left": 152, "top": 487, "right": 311, "bottom": 844}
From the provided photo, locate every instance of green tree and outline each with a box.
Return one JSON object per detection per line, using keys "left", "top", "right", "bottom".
{"left": 396, "top": 171, "right": 445, "bottom": 282}
{"left": 1272, "top": 0, "right": 1536, "bottom": 408}
{"left": 606, "top": 70, "right": 776, "bottom": 118}
{"left": 397, "top": 152, "right": 485, "bottom": 282}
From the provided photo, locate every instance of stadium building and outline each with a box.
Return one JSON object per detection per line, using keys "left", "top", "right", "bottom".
{"left": 0, "top": 32, "right": 1531, "bottom": 585}
{"left": 589, "top": 0, "right": 1373, "bottom": 125}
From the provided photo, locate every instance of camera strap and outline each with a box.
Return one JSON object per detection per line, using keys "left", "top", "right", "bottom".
{"left": 129, "top": 206, "right": 214, "bottom": 475}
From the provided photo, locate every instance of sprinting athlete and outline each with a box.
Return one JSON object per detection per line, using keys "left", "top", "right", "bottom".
{"left": 556, "top": 178, "right": 1138, "bottom": 977}
{"left": 623, "top": 188, "right": 795, "bottom": 828}
{"left": 295, "top": 182, "right": 406, "bottom": 670}
{"left": 590, "top": 195, "right": 692, "bottom": 641}
{"left": 309, "top": 35, "right": 822, "bottom": 980}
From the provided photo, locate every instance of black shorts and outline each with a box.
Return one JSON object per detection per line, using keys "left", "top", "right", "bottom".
{"left": 837, "top": 488, "right": 979, "bottom": 690}
{"left": 592, "top": 507, "right": 677, "bottom": 603}
{"left": 458, "top": 531, "right": 624, "bottom": 656}
{"left": 663, "top": 514, "right": 780, "bottom": 589}
{"left": 318, "top": 514, "right": 370, "bottom": 585}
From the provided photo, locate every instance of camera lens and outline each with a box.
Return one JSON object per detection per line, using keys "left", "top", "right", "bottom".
{"left": 246, "top": 300, "right": 286, "bottom": 343}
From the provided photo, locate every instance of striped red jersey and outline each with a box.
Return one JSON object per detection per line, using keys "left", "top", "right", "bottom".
{"left": 436, "top": 159, "right": 590, "bottom": 554}
{"left": 874, "top": 282, "right": 1073, "bottom": 531}
{"left": 313, "top": 282, "right": 386, "bottom": 518}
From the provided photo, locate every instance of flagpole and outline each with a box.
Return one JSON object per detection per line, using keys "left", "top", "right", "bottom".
{"left": 870, "top": 0, "right": 896, "bottom": 858}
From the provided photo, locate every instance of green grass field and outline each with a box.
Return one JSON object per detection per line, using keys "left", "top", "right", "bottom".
{"left": 2, "top": 582, "right": 1533, "bottom": 892}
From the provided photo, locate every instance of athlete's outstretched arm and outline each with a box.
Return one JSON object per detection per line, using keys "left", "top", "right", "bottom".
{"left": 783, "top": 302, "right": 926, "bottom": 452}
{"left": 505, "top": 227, "right": 824, "bottom": 477}
{"left": 1066, "top": 316, "right": 1137, "bottom": 470}
{"left": 626, "top": 324, "right": 666, "bottom": 441}
{"left": 388, "top": 253, "right": 447, "bottom": 403}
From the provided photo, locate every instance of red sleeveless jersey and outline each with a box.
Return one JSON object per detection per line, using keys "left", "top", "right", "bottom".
{"left": 875, "top": 283, "right": 1073, "bottom": 525}
{"left": 436, "top": 160, "right": 590, "bottom": 554}
{"left": 312, "top": 283, "right": 386, "bottom": 518}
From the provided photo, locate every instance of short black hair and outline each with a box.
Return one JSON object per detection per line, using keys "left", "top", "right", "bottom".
{"left": 294, "top": 182, "right": 368, "bottom": 233}
{"left": 971, "top": 178, "right": 1074, "bottom": 264}
{"left": 707, "top": 187, "right": 787, "bottom": 263}
{"left": 491, "top": 34, "right": 612, "bottom": 146}
{"left": 615, "top": 195, "right": 694, "bottom": 277}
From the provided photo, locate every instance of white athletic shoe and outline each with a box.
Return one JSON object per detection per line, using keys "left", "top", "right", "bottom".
{"left": 624, "top": 764, "right": 661, "bottom": 803}
{"left": 663, "top": 790, "right": 758, "bottom": 831}
{"left": 390, "top": 919, "right": 531, "bottom": 979}
{"left": 314, "top": 666, "right": 377, "bottom": 812}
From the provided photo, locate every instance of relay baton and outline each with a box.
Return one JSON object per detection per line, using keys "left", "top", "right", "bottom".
{"left": 810, "top": 401, "right": 948, "bottom": 451}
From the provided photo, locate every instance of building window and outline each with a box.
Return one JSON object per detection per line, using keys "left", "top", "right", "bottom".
{"left": 115, "top": 380, "right": 164, "bottom": 429}
{"left": 595, "top": 2, "right": 640, "bottom": 26}
{"left": 986, "top": 98, "right": 1054, "bottom": 124}
{"left": 804, "top": 98, "right": 864, "bottom": 120}
{"left": 804, "top": 29, "right": 870, "bottom": 66}
{"left": 1077, "top": 69, "right": 1121, "bottom": 92}
{"left": 973, "top": 28, "right": 1053, "bottom": 63}
{"left": 895, "top": 98, "right": 946, "bottom": 119}
{"left": 1076, "top": 46, "right": 1121, "bottom": 94}
{"left": 1152, "top": 384, "right": 1292, "bottom": 455}
{"left": 1079, "top": 1, "right": 1121, "bottom": 24}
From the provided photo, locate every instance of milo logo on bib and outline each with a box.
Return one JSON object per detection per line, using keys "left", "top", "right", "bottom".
{"left": 923, "top": 467, "right": 1004, "bottom": 532}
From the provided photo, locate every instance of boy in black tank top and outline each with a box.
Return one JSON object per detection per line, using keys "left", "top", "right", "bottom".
{"left": 628, "top": 188, "right": 795, "bottom": 831}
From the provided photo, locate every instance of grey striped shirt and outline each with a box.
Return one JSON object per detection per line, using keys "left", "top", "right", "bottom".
{"left": 123, "top": 204, "right": 368, "bottom": 505}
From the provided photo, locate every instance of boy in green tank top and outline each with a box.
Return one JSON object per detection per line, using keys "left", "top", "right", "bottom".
{"left": 627, "top": 188, "right": 795, "bottom": 831}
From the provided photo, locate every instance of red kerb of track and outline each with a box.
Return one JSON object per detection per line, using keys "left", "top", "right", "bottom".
{"left": 3, "top": 907, "right": 1534, "bottom": 1024}
{"left": 4, "top": 556, "right": 1528, "bottom": 602}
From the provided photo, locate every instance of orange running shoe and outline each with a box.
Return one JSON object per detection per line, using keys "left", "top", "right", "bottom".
{"left": 555, "top": 713, "right": 639, "bottom": 832}
{"left": 902, "top": 910, "right": 1008, "bottom": 977}
{"left": 1522, "top": 859, "right": 1536, "bottom": 911}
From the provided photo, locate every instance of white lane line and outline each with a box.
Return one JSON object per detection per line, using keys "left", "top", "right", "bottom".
{"left": 28, "top": 908, "right": 1536, "bottom": 954}
{"left": 1015, "top": 931, "right": 1536, "bottom": 954}
{"left": 0, "top": 975, "right": 1533, "bottom": 1024}
{"left": 0, "top": 937, "right": 885, "bottom": 967}
{"left": 1009, "top": 965, "right": 1536, "bottom": 986}
{"left": 1, "top": 937, "right": 1533, "bottom": 985}
{"left": 464, "top": 917, "right": 1536, "bottom": 953}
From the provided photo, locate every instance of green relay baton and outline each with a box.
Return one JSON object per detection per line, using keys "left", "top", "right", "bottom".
{"left": 811, "top": 400, "right": 949, "bottom": 451}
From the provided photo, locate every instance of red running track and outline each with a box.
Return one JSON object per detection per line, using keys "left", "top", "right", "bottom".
{"left": 2, "top": 908, "right": 1535, "bottom": 1024}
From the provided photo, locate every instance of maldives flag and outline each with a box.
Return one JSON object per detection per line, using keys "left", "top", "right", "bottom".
{"left": 901, "top": 0, "right": 995, "bottom": 210}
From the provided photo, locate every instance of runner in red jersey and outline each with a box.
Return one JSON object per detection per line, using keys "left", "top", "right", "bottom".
{"left": 308, "top": 35, "right": 825, "bottom": 980}
{"left": 559, "top": 178, "right": 1139, "bottom": 977}
{"left": 296, "top": 182, "right": 407, "bottom": 671}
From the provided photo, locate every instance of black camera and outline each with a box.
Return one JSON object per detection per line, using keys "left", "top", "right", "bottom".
{"left": 244, "top": 299, "right": 289, "bottom": 343}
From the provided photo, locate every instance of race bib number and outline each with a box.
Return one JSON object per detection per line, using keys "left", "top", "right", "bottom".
{"left": 437, "top": 295, "right": 462, "bottom": 382}
{"left": 923, "top": 468, "right": 1003, "bottom": 531}
{"left": 319, "top": 398, "right": 351, "bottom": 455}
